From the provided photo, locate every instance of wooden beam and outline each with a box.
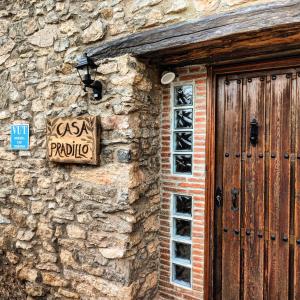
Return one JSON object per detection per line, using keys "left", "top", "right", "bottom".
{"left": 154, "top": 23, "right": 300, "bottom": 66}
{"left": 87, "top": 0, "right": 300, "bottom": 65}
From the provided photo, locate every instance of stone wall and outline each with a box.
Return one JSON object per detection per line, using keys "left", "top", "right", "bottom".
{"left": 0, "top": 0, "right": 279, "bottom": 299}
{"left": 108, "top": 0, "right": 277, "bottom": 36}
{"left": 0, "top": 1, "right": 162, "bottom": 298}
{"left": 1, "top": 50, "right": 161, "bottom": 299}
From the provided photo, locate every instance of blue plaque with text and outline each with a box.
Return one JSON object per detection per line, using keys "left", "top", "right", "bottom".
{"left": 10, "top": 124, "right": 29, "bottom": 150}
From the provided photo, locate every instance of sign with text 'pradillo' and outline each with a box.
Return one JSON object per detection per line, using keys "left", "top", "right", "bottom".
{"left": 46, "top": 116, "right": 100, "bottom": 165}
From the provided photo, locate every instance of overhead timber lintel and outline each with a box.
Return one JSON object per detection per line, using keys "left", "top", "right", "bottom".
{"left": 86, "top": 0, "right": 300, "bottom": 66}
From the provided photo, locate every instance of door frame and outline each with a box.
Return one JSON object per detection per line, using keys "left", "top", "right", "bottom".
{"left": 204, "top": 56, "right": 300, "bottom": 300}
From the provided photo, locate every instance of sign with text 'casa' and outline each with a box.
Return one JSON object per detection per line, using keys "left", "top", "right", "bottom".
{"left": 46, "top": 116, "right": 100, "bottom": 165}
{"left": 10, "top": 124, "right": 30, "bottom": 150}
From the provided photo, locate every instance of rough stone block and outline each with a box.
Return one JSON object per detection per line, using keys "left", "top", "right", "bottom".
{"left": 54, "top": 37, "right": 69, "bottom": 52}
{"left": 17, "top": 229, "right": 35, "bottom": 241}
{"left": 66, "top": 224, "right": 86, "bottom": 239}
{"left": 0, "top": 110, "right": 11, "bottom": 120}
{"left": 52, "top": 208, "right": 74, "bottom": 221}
{"left": 28, "top": 25, "right": 58, "bottom": 47}
{"left": 36, "top": 262, "right": 60, "bottom": 272}
{"left": 16, "top": 241, "right": 33, "bottom": 250}
{"left": 31, "top": 201, "right": 45, "bottom": 214}
{"left": 39, "top": 250, "right": 57, "bottom": 263}
{"left": 36, "top": 222, "right": 53, "bottom": 239}
{"left": 17, "top": 266, "right": 38, "bottom": 282}
{"left": 0, "top": 148, "right": 17, "bottom": 161}
{"left": 42, "top": 272, "right": 68, "bottom": 287}
{"left": 25, "top": 282, "right": 45, "bottom": 297}
{"left": 99, "top": 247, "right": 126, "bottom": 259}
{"left": 6, "top": 251, "right": 19, "bottom": 264}
{"left": 82, "top": 19, "right": 105, "bottom": 43}
{"left": 57, "top": 288, "right": 80, "bottom": 299}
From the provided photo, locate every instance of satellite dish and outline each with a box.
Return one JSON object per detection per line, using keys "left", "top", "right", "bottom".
{"left": 161, "top": 71, "right": 176, "bottom": 85}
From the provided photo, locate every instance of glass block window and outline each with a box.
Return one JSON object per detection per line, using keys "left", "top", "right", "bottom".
{"left": 174, "top": 109, "right": 193, "bottom": 129}
{"left": 172, "top": 84, "right": 194, "bottom": 175}
{"left": 174, "top": 242, "right": 191, "bottom": 261}
{"left": 173, "top": 264, "right": 191, "bottom": 285}
{"left": 174, "top": 132, "right": 193, "bottom": 152}
{"left": 174, "top": 155, "right": 192, "bottom": 173}
{"left": 174, "top": 85, "right": 193, "bottom": 106}
{"left": 175, "top": 195, "right": 192, "bottom": 216}
{"left": 171, "top": 194, "right": 193, "bottom": 288}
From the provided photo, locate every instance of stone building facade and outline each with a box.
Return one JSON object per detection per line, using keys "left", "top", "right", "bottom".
{"left": 0, "top": 0, "right": 289, "bottom": 299}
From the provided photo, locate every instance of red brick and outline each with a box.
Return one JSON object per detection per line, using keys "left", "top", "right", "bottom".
{"left": 160, "top": 66, "right": 206, "bottom": 299}
{"left": 175, "top": 67, "right": 189, "bottom": 74}
{"left": 179, "top": 74, "right": 204, "bottom": 81}
{"left": 189, "top": 66, "right": 202, "bottom": 73}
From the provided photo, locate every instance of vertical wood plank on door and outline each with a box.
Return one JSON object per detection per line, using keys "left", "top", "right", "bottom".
{"left": 294, "top": 72, "right": 300, "bottom": 300}
{"left": 268, "top": 73, "right": 292, "bottom": 299}
{"left": 242, "top": 76, "right": 265, "bottom": 300}
{"left": 289, "top": 71, "right": 296, "bottom": 300}
{"left": 263, "top": 74, "right": 271, "bottom": 300}
{"left": 214, "top": 76, "right": 226, "bottom": 300}
{"left": 222, "top": 79, "right": 242, "bottom": 300}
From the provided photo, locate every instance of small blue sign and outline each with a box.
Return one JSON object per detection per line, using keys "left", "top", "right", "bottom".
{"left": 10, "top": 124, "right": 29, "bottom": 150}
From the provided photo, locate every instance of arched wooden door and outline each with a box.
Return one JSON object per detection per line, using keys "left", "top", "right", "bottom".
{"left": 214, "top": 67, "right": 300, "bottom": 299}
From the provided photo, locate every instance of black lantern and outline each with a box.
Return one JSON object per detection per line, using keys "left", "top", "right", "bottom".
{"left": 76, "top": 53, "right": 102, "bottom": 100}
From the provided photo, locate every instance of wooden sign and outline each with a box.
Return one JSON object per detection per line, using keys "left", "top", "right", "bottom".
{"left": 46, "top": 116, "right": 100, "bottom": 165}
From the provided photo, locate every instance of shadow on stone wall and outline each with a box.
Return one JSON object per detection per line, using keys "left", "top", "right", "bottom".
{"left": 0, "top": 251, "right": 26, "bottom": 300}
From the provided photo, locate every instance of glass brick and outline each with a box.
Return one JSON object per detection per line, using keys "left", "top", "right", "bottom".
{"left": 174, "top": 109, "right": 193, "bottom": 129}
{"left": 175, "top": 195, "right": 192, "bottom": 215}
{"left": 174, "top": 85, "right": 193, "bottom": 106}
{"left": 175, "top": 218, "right": 191, "bottom": 238}
{"left": 174, "top": 154, "right": 192, "bottom": 174}
{"left": 173, "top": 264, "right": 191, "bottom": 286}
{"left": 174, "top": 241, "right": 191, "bottom": 262}
{"left": 174, "top": 131, "right": 193, "bottom": 151}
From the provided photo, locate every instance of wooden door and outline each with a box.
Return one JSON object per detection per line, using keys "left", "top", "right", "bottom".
{"left": 213, "top": 67, "right": 300, "bottom": 299}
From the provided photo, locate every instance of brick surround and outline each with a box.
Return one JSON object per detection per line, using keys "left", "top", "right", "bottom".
{"left": 159, "top": 66, "right": 207, "bottom": 299}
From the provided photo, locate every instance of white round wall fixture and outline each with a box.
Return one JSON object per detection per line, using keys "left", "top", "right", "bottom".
{"left": 161, "top": 71, "right": 176, "bottom": 85}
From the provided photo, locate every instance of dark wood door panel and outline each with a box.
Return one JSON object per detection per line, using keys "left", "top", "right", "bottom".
{"left": 242, "top": 77, "right": 266, "bottom": 300}
{"left": 267, "top": 74, "right": 292, "bottom": 299}
{"left": 214, "top": 68, "right": 298, "bottom": 300}
{"left": 293, "top": 72, "right": 300, "bottom": 300}
{"left": 213, "top": 77, "right": 225, "bottom": 300}
{"left": 221, "top": 79, "right": 242, "bottom": 300}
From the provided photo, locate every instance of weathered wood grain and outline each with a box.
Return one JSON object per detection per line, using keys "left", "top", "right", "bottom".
{"left": 87, "top": 0, "right": 300, "bottom": 65}
{"left": 221, "top": 78, "right": 242, "bottom": 300}
{"left": 204, "top": 66, "right": 215, "bottom": 300}
{"left": 294, "top": 73, "right": 300, "bottom": 300}
{"left": 213, "top": 66, "right": 300, "bottom": 298}
{"left": 213, "top": 76, "right": 225, "bottom": 300}
{"left": 242, "top": 77, "right": 265, "bottom": 300}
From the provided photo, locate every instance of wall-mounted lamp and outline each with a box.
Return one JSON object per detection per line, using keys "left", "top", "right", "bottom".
{"left": 76, "top": 53, "right": 102, "bottom": 100}
{"left": 161, "top": 71, "right": 176, "bottom": 85}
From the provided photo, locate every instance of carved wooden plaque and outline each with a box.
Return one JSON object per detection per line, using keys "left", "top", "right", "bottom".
{"left": 46, "top": 116, "right": 100, "bottom": 165}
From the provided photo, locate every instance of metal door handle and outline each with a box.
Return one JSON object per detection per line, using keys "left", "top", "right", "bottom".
{"left": 216, "top": 187, "right": 222, "bottom": 208}
{"left": 250, "top": 118, "right": 258, "bottom": 146}
{"left": 231, "top": 188, "right": 239, "bottom": 211}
